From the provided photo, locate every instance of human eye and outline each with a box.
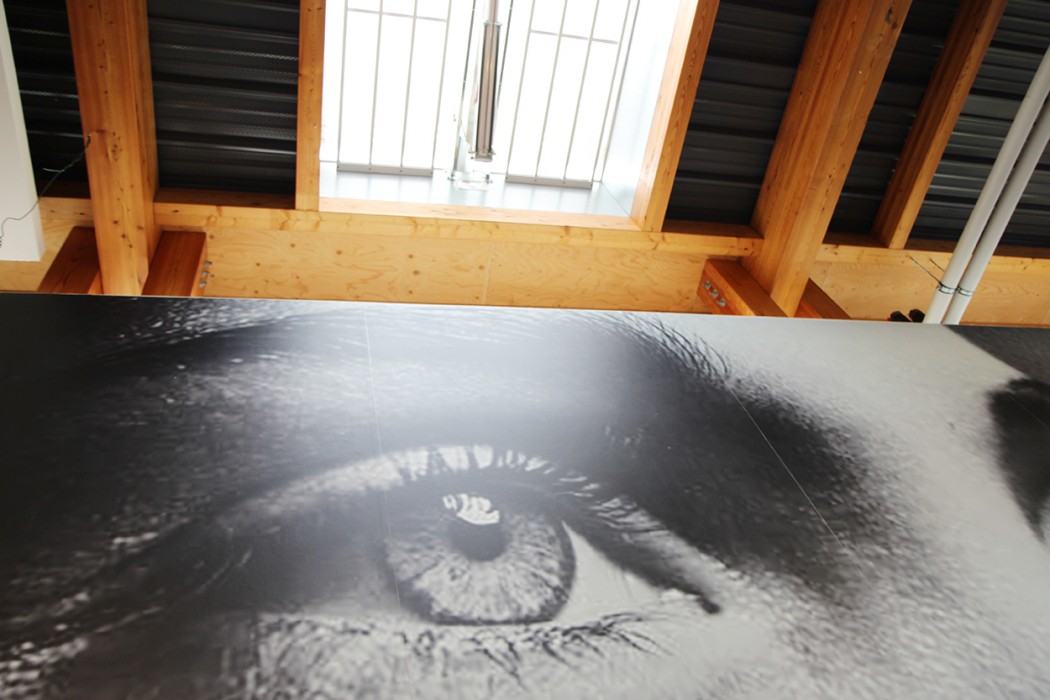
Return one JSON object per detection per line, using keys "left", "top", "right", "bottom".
{"left": 34, "top": 445, "right": 728, "bottom": 695}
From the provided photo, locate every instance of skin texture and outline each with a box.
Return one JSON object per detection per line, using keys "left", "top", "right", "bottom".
{"left": 0, "top": 296, "right": 1048, "bottom": 699}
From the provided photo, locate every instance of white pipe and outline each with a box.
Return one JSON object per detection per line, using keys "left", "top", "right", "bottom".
{"left": 925, "top": 43, "right": 1050, "bottom": 323}
{"left": 942, "top": 94, "right": 1050, "bottom": 323}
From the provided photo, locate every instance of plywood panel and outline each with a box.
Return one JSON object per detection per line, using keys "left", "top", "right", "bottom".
{"left": 816, "top": 261, "right": 1050, "bottom": 326}
{"left": 0, "top": 219, "right": 75, "bottom": 291}
{"left": 36, "top": 227, "right": 102, "bottom": 294}
{"left": 486, "top": 243, "right": 707, "bottom": 311}
{"left": 142, "top": 231, "right": 207, "bottom": 297}
{"left": 201, "top": 228, "right": 492, "bottom": 305}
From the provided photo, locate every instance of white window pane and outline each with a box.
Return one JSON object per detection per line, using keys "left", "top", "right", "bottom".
{"left": 348, "top": 0, "right": 380, "bottom": 10}
{"left": 416, "top": 0, "right": 448, "bottom": 20}
{"left": 371, "top": 15, "right": 413, "bottom": 166}
{"left": 340, "top": 12, "right": 379, "bottom": 164}
{"left": 321, "top": 0, "right": 347, "bottom": 162}
{"left": 565, "top": 42, "right": 615, "bottom": 181}
{"left": 530, "top": 0, "right": 565, "bottom": 34}
{"left": 432, "top": 0, "right": 473, "bottom": 171}
{"left": 536, "top": 37, "right": 587, "bottom": 180}
{"left": 507, "top": 33, "right": 557, "bottom": 177}
{"left": 562, "top": 0, "right": 597, "bottom": 37}
{"left": 593, "top": 0, "right": 629, "bottom": 42}
{"left": 384, "top": 0, "right": 414, "bottom": 15}
{"left": 401, "top": 19, "right": 445, "bottom": 169}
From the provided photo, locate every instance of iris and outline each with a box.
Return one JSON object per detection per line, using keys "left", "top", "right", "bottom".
{"left": 385, "top": 492, "right": 576, "bottom": 624}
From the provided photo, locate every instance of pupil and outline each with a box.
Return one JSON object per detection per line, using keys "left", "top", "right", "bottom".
{"left": 443, "top": 493, "right": 507, "bottom": 561}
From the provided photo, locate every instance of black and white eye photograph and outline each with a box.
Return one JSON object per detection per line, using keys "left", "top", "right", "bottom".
{"left": 1, "top": 294, "right": 1049, "bottom": 699}
{"left": 4, "top": 0, "right": 1050, "bottom": 697}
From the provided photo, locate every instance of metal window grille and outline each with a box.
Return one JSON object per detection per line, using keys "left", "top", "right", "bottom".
{"left": 331, "top": 0, "right": 639, "bottom": 185}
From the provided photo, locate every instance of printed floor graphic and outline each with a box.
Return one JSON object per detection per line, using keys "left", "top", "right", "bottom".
{"left": 1, "top": 294, "right": 1048, "bottom": 698}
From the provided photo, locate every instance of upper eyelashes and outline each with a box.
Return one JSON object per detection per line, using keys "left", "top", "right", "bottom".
{"left": 24, "top": 443, "right": 724, "bottom": 643}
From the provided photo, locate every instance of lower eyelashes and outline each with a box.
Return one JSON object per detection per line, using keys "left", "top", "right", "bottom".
{"left": 250, "top": 612, "right": 663, "bottom": 697}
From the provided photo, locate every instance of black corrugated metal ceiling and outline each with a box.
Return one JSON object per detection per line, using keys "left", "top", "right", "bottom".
{"left": 5, "top": 0, "right": 1050, "bottom": 247}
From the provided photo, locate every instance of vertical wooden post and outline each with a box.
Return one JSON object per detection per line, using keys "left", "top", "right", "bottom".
{"left": 630, "top": 0, "right": 719, "bottom": 232}
{"left": 67, "top": 0, "right": 160, "bottom": 295}
{"left": 745, "top": 0, "right": 910, "bottom": 315}
{"left": 296, "top": 0, "right": 326, "bottom": 211}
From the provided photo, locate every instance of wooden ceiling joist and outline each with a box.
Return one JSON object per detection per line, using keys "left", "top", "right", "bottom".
{"left": 36, "top": 227, "right": 102, "bottom": 295}
{"left": 67, "top": 0, "right": 160, "bottom": 295}
{"left": 873, "top": 0, "right": 1007, "bottom": 250}
{"left": 699, "top": 259, "right": 787, "bottom": 317}
{"left": 630, "top": 0, "right": 719, "bottom": 233}
{"left": 745, "top": 0, "right": 911, "bottom": 315}
{"left": 295, "top": 0, "right": 326, "bottom": 211}
{"left": 142, "top": 231, "right": 208, "bottom": 297}
{"left": 796, "top": 280, "right": 850, "bottom": 320}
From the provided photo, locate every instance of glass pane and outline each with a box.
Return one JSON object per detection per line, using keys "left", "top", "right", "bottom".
{"left": 530, "top": 0, "right": 565, "bottom": 34}
{"left": 593, "top": 0, "right": 629, "bottom": 42}
{"left": 562, "top": 0, "right": 598, "bottom": 38}
{"left": 371, "top": 15, "right": 413, "bottom": 166}
{"left": 321, "top": 0, "right": 347, "bottom": 162}
{"left": 384, "top": 0, "right": 415, "bottom": 15}
{"left": 507, "top": 33, "right": 557, "bottom": 177}
{"left": 347, "top": 0, "right": 380, "bottom": 11}
{"left": 536, "top": 37, "right": 587, "bottom": 180}
{"left": 565, "top": 42, "right": 616, "bottom": 181}
{"left": 402, "top": 19, "right": 445, "bottom": 169}
{"left": 416, "top": 0, "right": 448, "bottom": 20}
{"left": 340, "top": 12, "right": 379, "bottom": 164}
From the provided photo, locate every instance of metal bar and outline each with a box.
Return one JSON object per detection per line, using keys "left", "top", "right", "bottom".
{"left": 562, "top": 0, "right": 602, "bottom": 181}
{"left": 504, "top": 174, "right": 594, "bottom": 188}
{"left": 368, "top": 0, "right": 386, "bottom": 166}
{"left": 430, "top": 0, "right": 455, "bottom": 170}
{"left": 399, "top": 0, "right": 420, "bottom": 168}
{"left": 527, "top": 28, "right": 617, "bottom": 43}
{"left": 451, "top": 0, "right": 480, "bottom": 173}
{"left": 532, "top": 0, "right": 571, "bottom": 178}
{"left": 504, "top": 0, "right": 540, "bottom": 173}
{"left": 497, "top": 0, "right": 515, "bottom": 102}
{"left": 592, "top": 0, "right": 638, "bottom": 181}
{"left": 347, "top": 8, "right": 442, "bottom": 20}
{"left": 337, "top": 163, "right": 435, "bottom": 177}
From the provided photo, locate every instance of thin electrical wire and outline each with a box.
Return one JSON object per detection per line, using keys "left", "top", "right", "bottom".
{"left": 0, "top": 136, "right": 91, "bottom": 251}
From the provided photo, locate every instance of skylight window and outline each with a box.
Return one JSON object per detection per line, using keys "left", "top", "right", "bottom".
{"left": 320, "top": 0, "right": 639, "bottom": 187}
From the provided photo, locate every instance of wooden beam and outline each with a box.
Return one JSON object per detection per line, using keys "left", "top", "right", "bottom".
{"left": 67, "top": 0, "right": 160, "bottom": 295}
{"left": 699, "top": 259, "right": 787, "bottom": 317}
{"left": 36, "top": 227, "right": 102, "bottom": 294}
{"left": 819, "top": 232, "right": 1050, "bottom": 275}
{"left": 630, "top": 0, "right": 719, "bottom": 232}
{"left": 142, "top": 231, "right": 208, "bottom": 297}
{"left": 296, "top": 0, "right": 326, "bottom": 211}
{"left": 873, "top": 0, "right": 1006, "bottom": 249}
{"left": 796, "top": 280, "right": 850, "bottom": 319}
{"left": 745, "top": 0, "right": 910, "bottom": 315}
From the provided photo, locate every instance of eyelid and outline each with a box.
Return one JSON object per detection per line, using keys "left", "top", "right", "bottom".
{"left": 216, "top": 445, "right": 725, "bottom": 612}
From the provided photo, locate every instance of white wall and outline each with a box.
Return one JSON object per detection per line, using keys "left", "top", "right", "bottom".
{"left": 0, "top": 0, "right": 45, "bottom": 262}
